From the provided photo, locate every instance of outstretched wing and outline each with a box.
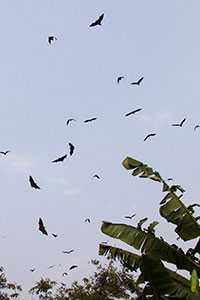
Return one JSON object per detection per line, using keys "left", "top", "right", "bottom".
{"left": 180, "top": 118, "right": 186, "bottom": 127}
{"left": 52, "top": 154, "right": 67, "bottom": 163}
{"left": 69, "top": 143, "right": 75, "bottom": 156}
{"left": 84, "top": 117, "right": 97, "bottom": 123}
{"left": 144, "top": 133, "right": 156, "bottom": 141}
{"left": 29, "top": 176, "right": 40, "bottom": 189}
{"left": 125, "top": 108, "right": 142, "bottom": 117}
{"left": 38, "top": 218, "right": 48, "bottom": 235}
{"left": 137, "top": 76, "right": 144, "bottom": 84}
{"left": 98, "top": 13, "right": 104, "bottom": 23}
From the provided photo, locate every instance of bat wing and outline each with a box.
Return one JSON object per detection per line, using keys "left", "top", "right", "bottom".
{"left": 180, "top": 118, "right": 186, "bottom": 126}
{"left": 52, "top": 154, "right": 67, "bottom": 163}
{"left": 84, "top": 118, "right": 97, "bottom": 123}
{"left": 89, "top": 20, "right": 98, "bottom": 27}
{"left": 124, "top": 216, "right": 131, "bottom": 219}
{"left": 69, "top": 143, "right": 75, "bottom": 156}
{"left": 38, "top": 218, "right": 48, "bottom": 235}
{"left": 125, "top": 108, "right": 142, "bottom": 117}
{"left": 138, "top": 77, "right": 144, "bottom": 84}
{"left": 172, "top": 124, "right": 179, "bottom": 127}
{"left": 144, "top": 134, "right": 152, "bottom": 141}
{"left": 29, "top": 176, "right": 40, "bottom": 189}
{"left": 98, "top": 13, "right": 104, "bottom": 23}
{"left": 69, "top": 265, "right": 78, "bottom": 270}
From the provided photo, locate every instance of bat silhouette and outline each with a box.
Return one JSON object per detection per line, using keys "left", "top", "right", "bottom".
{"left": 38, "top": 218, "right": 48, "bottom": 235}
{"left": 85, "top": 218, "right": 91, "bottom": 223}
{"left": 84, "top": 117, "right": 97, "bottom": 123}
{"left": 125, "top": 108, "right": 142, "bottom": 117}
{"left": 167, "top": 178, "right": 173, "bottom": 181}
{"left": 117, "top": 76, "right": 124, "bottom": 83}
{"left": 69, "top": 265, "right": 78, "bottom": 271}
{"left": 124, "top": 214, "right": 136, "bottom": 219}
{"left": 62, "top": 272, "right": 68, "bottom": 276}
{"left": 66, "top": 118, "right": 76, "bottom": 126}
{"left": 0, "top": 151, "right": 10, "bottom": 155}
{"left": 194, "top": 125, "right": 200, "bottom": 131}
{"left": 48, "top": 265, "right": 55, "bottom": 269}
{"left": 52, "top": 234, "right": 58, "bottom": 238}
{"left": 30, "top": 268, "right": 35, "bottom": 272}
{"left": 144, "top": 133, "right": 156, "bottom": 141}
{"left": 62, "top": 249, "right": 74, "bottom": 254}
{"left": 29, "top": 176, "right": 40, "bottom": 189}
{"left": 52, "top": 154, "right": 67, "bottom": 163}
{"left": 69, "top": 143, "right": 75, "bottom": 156}
{"left": 93, "top": 174, "right": 100, "bottom": 179}
{"left": 172, "top": 118, "right": 186, "bottom": 127}
{"left": 130, "top": 77, "right": 144, "bottom": 85}
{"left": 89, "top": 13, "right": 104, "bottom": 27}
{"left": 48, "top": 36, "right": 57, "bottom": 44}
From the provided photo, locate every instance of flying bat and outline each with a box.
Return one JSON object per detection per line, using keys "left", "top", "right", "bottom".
{"left": 62, "top": 272, "right": 68, "bottom": 276}
{"left": 130, "top": 77, "right": 144, "bottom": 85}
{"left": 85, "top": 218, "right": 91, "bottom": 223}
{"left": 30, "top": 268, "right": 35, "bottom": 272}
{"left": 38, "top": 218, "right": 48, "bottom": 236}
{"left": 48, "top": 36, "right": 57, "bottom": 44}
{"left": 52, "top": 154, "right": 67, "bottom": 163}
{"left": 0, "top": 151, "right": 10, "bottom": 155}
{"left": 89, "top": 13, "right": 104, "bottom": 27}
{"left": 69, "top": 265, "right": 78, "bottom": 271}
{"left": 66, "top": 118, "right": 76, "bottom": 126}
{"left": 167, "top": 178, "right": 173, "bottom": 181}
{"left": 144, "top": 133, "right": 156, "bottom": 141}
{"left": 172, "top": 118, "right": 186, "bottom": 127}
{"left": 117, "top": 76, "right": 124, "bottom": 83}
{"left": 29, "top": 176, "right": 40, "bottom": 189}
{"left": 125, "top": 108, "right": 142, "bottom": 117}
{"left": 84, "top": 117, "right": 97, "bottom": 123}
{"left": 124, "top": 214, "right": 136, "bottom": 219}
{"left": 62, "top": 249, "right": 74, "bottom": 254}
{"left": 52, "top": 234, "right": 58, "bottom": 238}
{"left": 93, "top": 174, "right": 100, "bottom": 179}
{"left": 194, "top": 125, "right": 200, "bottom": 131}
{"left": 68, "top": 143, "right": 75, "bottom": 156}
{"left": 48, "top": 265, "right": 55, "bottom": 269}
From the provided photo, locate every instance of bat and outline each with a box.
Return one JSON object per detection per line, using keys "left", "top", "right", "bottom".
{"left": 93, "top": 174, "right": 100, "bottom": 179}
{"left": 62, "top": 272, "right": 68, "bottom": 276}
{"left": 125, "top": 108, "right": 142, "bottom": 117}
{"left": 85, "top": 218, "right": 91, "bottom": 223}
{"left": 29, "top": 176, "right": 40, "bottom": 189}
{"left": 69, "top": 265, "right": 78, "bottom": 271}
{"left": 194, "top": 125, "right": 200, "bottom": 131}
{"left": 84, "top": 117, "right": 97, "bottom": 123}
{"left": 66, "top": 118, "right": 76, "bottom": 126}
{"left": 130, "top": 77, "right": 144, "bottom": 85}
{"left": 52, "top": 234, "right": 58, "bottom": 238}
{"left": 117, "top": 76, "right": 124, "bottom": 83}
{"left": 62, "top": 250, "right": 74, "bottom": 254}
{"left": 167, "top": 178, "right": 173, "bottom": 181}
{"left": 48, "top": 36, "right": 57, "bottom": 44}
{"left": 48, "top": 265, "right": 55, "bottom": 269}
{"left": 0, "top": 151, "right": 10, "bottom": 155}
{"left": 30, "top": 268, "right": 35, "bottom": 272}
{"left": 38, "top": 218, "right": 48, "bottom": 236}
{"left": 89, "top": 13, "right": 104, "bottom": 27}
{"left": 124, "top": 214, "right": 136, "bottom": 219}
{"left": 69, "top": 143, "right": 75, "bottom": 156}
{"left": 52, "top": 154, "right": 67, "bottom": 163}
{"left": 172, "top": 118, "right": 186, "bottom": 127}
{"left": 144, "top": 133, "right": 156, "bottom": 141}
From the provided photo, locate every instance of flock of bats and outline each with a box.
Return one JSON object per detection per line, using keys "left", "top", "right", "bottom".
{"left": 1, "top": 12, "right": 199, "bottom": 277}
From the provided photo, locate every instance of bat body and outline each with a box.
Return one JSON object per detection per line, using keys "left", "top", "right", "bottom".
{"left": 69, "top": 265, "right": 78, "bottom": 271}
{"left": 48, "top": 36, "right": 57, "bottom": 44}
{"left": 69, "top": 143, "right": 75, "bottom": 156}
{"left": 30, "top": 269, "right": 35, "bottom": 272}
{"left": 29, "top": 176, "right": 40, "bottom": 189}
{"left": 125, "top": 108, "right": 142, "bottom": 117}
{"left": 172, "top": 118, "right": 186, "bottom": 127}
{"left": 194, "top": 125, "right": 200, "bottom": 131}
{"left": 0, "top": 151, "right": 10, "bottom": 155}
{"left": 144, "top": 133, "right": 156, "bottom": 141}
{"left": 38, "top": 218, "right": 48, "bottom": 235}
{"left": 52, "top": 154, "right": 67, "bottom": 163}
{"left": 130, "top": 77, "right": 144, "bottom": 85}
{"left": 89, "top": 13, "right": 104, "bottom": 27}
{"left": 117, "top": 76, "right": 124, "bottom": 83}
{"left": 62, "top": 250, "right": 74, "bottom": 254}
{"left": 84, "top": 117, "right": 97, "bottom": 123}
{"left": 66, "top": 118, "right": 76, "bottom": 126}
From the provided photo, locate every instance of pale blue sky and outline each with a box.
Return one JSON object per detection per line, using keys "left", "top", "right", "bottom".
{"left": 0, "top": 1, "right": 200, "bottom": 298}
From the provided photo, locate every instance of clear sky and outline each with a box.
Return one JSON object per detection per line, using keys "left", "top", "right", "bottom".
{"left": 0, "top": 1, "right": 200, "bottom": 298}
